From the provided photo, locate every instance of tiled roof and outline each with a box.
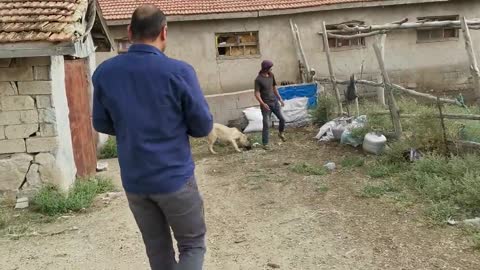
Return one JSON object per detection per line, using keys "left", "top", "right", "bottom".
{"left": 0, "top": 0, "right": 89, "bottom": 43}
{"left": 99, "top": 0, "right": 377, "bottom": 21}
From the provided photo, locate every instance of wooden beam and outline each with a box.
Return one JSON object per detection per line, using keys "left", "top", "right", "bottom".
{"left": 373, "top": 34, "right": 402, "bottom": 139}
{"left": 316, "top": 78, "right": 459, "bottom": 105}
{"left": 371, "top": 111, "right": 480, "bottom": 121}
{"left": 326, "top": 30, "right": 388, "bottom": 40}
{"left": 0, "top": 42, "right": 76, "bottom": 58}
{"left": 391, "top": 83, "right": 459, "bottom": 105}
{"left": 460, "top": 17, "right": 480, "bottom": 105}
{"left": 294, "top": 21, "right": 312, "bottom": 82}
{"left": 321, "top": 21, "right": 344, "bottom": 114}
{"left": 319, "top": 19, "right": 480, "bottom": 35}
{"left": 290, "top": 19, "right": 308, "bottom": 83}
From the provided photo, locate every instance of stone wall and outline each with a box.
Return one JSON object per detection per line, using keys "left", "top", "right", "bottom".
{"left": 0, "top": 57, "right": 76, "bottom": 196}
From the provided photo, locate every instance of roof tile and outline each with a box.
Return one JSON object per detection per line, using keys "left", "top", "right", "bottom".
{"left": 0, "top": 0, "right": 89, "bottom": 44}
{"left": 98, "top": 0, "right": 378, "bottom": 21}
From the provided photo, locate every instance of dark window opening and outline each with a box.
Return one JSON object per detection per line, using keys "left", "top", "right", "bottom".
{"left": 416, "top": 15, "right": 460, "bottom": 42}
{"left": 325, "top": 21, "right": 366, "bottom": 49}
{"left": 216, "top": 31, "right": 260, "bottom": 58}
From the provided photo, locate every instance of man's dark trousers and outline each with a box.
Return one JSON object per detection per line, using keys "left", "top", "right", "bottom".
{"left": 126, "top": 177, "right": 206, "bottom": 270}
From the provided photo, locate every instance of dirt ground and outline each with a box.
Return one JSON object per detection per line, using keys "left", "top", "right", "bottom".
{"left": 1, "top": 127, "right": 479, "bottom": 270}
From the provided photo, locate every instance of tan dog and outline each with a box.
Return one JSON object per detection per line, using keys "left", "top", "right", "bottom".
{"left": 207, "top": 123, "right": 251, "bottom": 154}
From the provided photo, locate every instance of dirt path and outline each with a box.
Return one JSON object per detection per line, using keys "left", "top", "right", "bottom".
{"left": 1, "top": 130, "right": 479, "bottom": 270}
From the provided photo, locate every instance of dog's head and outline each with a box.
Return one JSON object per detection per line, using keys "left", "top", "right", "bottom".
{"left": 238, "top": 134, "right": 252, "bottom": 150}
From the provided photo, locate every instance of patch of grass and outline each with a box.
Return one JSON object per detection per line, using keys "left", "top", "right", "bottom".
{"left": 0, "top": 210, "right": 6, "bottom": 230}
{"left": 95, "top": 176, "right": 116, "bottom": 194}
{"left": 250, "top": 133, "right": 263, "bottom": 145}
{"left": 367, "top": 163, "right": 404, "bottom": 178}
{"left": 361, "top": 181, "right": 400, "bottom": 198}
{"left": 99, "top": 137, "right": 117, "bottom": 159}
{"left": 32, "top": 177, "right": 115, "bottom": 216}
{"left": 473, "top": 232, "right": 480, "bottom": 250}
{"left": 341, "top": 156, "right": 365, "bottom": 168}
{"left": 425, "top": 201, "right": 458, "bottom": 224}
{"left": 290, "top": 162, "right": 327, "bottom": 176}
{"left": 316, "top": 185, "right": 329, "bottom": 193}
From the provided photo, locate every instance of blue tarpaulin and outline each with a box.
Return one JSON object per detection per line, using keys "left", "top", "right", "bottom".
{"left": 278, "top": 83, "right": 318, "bottom": 108}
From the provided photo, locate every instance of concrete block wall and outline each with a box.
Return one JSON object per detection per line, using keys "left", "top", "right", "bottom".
{"left": 0, "top": 57, "right": 76, "bottom": 195}
{"left": 206, "top": 89, "right": 259, "bottom": 125}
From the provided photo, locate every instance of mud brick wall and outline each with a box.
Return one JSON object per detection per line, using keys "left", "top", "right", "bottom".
{"left": 0, "top": 57, "right": 75, "bottom": 195}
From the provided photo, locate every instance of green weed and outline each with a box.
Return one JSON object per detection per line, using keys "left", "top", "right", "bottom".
{"left": 341, "top": 156, "right": 365, "bottom": 168}
{"left": 99, "top": 137, "right": 117, "bottom": 159}
{"left": 312, "top": 94, "right": 337, "bottom": 126}
{"left": 290, "top": 163, "right": 327, "bottom": 176}
{"left": 473, "top": 232, "right": 480, "bottom": 250}
{"left": 32, "top": 177, "right": 115, "bottom": 216}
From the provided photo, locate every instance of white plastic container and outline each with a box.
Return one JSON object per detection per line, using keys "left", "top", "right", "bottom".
{"left": 363, "top": 132, "right": 387, "bottom": 155}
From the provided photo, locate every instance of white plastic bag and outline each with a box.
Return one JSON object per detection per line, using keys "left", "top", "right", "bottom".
{"left": 272, "top": 97, "right": 309, "bottom": 123}
{"left": 243, "top": 107, "right": 263, "bottom": 133}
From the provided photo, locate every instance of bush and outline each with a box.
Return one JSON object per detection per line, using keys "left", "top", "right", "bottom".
{"left": 402, "top": 154, "right": 480, "bottom": 219}
{"left": 32, "top": 177, "right": 115, "bottom": 216}
{"left": 99, "top": 137, "right": 117, "bottom": 159}
{"left": 425, "top": 201, "right": 458, "bottom": 224}
{"left": 312, "top": 94, "right": 337, "bottom": 126}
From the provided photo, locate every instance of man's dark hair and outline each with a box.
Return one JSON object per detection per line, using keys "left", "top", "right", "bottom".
{"left": 130, "top": 5, "right": 166, "bottom": 41}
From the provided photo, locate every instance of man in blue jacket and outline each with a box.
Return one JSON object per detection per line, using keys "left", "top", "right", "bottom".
{"left": 92, "top": 5, "right": 213, "bottom": 270}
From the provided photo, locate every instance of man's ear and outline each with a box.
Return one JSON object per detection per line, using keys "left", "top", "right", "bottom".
{"left": 160, "top": 25, "right": 168, "bottom": 41}
{"left": 127, "top": 25, "right": 133, "bottom": 42}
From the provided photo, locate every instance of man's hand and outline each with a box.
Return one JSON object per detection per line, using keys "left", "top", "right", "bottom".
{"left": 262, "top": 103, "right": 271, "bottom": 111}
{"left": 279, "top": 100, "right": 285, "bottom": 107}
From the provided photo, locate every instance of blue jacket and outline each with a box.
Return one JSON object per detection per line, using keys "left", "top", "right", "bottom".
{"left": 92, "top": 44, "right": 213, "bottom": 194}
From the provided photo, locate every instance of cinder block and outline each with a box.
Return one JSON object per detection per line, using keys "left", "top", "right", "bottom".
{"left": 0, "top": 139, "right": 26, "bottom": 154}
{"left": 0, "top": 111, "right": 21, "bottom": 125}
{"left": 20, "top": 110, "right": 39, "bottom": 124}
{"left": 16, "top": 57, "right": 51, "bottom": 67}
{"left": 26, "top": 137, "right": 58, "bottom": 153}
{"left": 0, "top": 82, "right": 17, "bottom": 96}
{"left": 36, "top": 95, "right": 52, "bottom": 108}
{"left": 33, "top": 66, "right": 51, "bottom": 80}
{"left": 0, "top": 66, "right": 34, "bottom": 82}
{"left": 18, "top": 81, "right": 52, "bottom": 95}
{"left": 0, "top": 96, "right": 35, "bottom": 111}
{"left": 38, "top": 108, "right": 56, "bottom": 123}
{"left": 5, "top": 124, "right": 38, "bottom": 139}
{"left": 39, "top": 123, "right": 57, "bottom": 137}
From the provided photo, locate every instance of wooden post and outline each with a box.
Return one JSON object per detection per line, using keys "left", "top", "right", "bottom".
{"left": 436, "top": 97, "right": 449, "bottom": 156}
{"left": 375, "top": 74, "right": 386, "bottom": 106}
{"left": 321, "top": 21, "right": 344, "bottom": 115}
{"left": 373, "top": 34, "right": 403, "bottom": 139}
{"left": 290, "top": 19, "right": 306, "bottom": 83}
{"left": 460, "top": 16, "right": 480, "bottom": 104}
{"left": 290, "top": 19, "right": 312, "bottom": 83}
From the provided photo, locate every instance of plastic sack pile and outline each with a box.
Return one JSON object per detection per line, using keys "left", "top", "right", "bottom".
{"left": 243, "top": 97, "right": 311, "bottom": 133}
{"left": 315, "top": 115, "right": 387, "bottom": 155}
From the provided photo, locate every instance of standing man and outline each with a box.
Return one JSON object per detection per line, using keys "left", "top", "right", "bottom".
{"left": 254, "top": 60, "right": 286, "bottom": 149}
{"left": 92, "top": 5, "right": 213, "bottom": 270}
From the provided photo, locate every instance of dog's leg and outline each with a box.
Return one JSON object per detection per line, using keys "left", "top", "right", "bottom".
{"left": 230, "top": 139, "right": 242, "bottom": 153}
{"left": 207, "top": 134, "right": 218, "bottom": 154}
